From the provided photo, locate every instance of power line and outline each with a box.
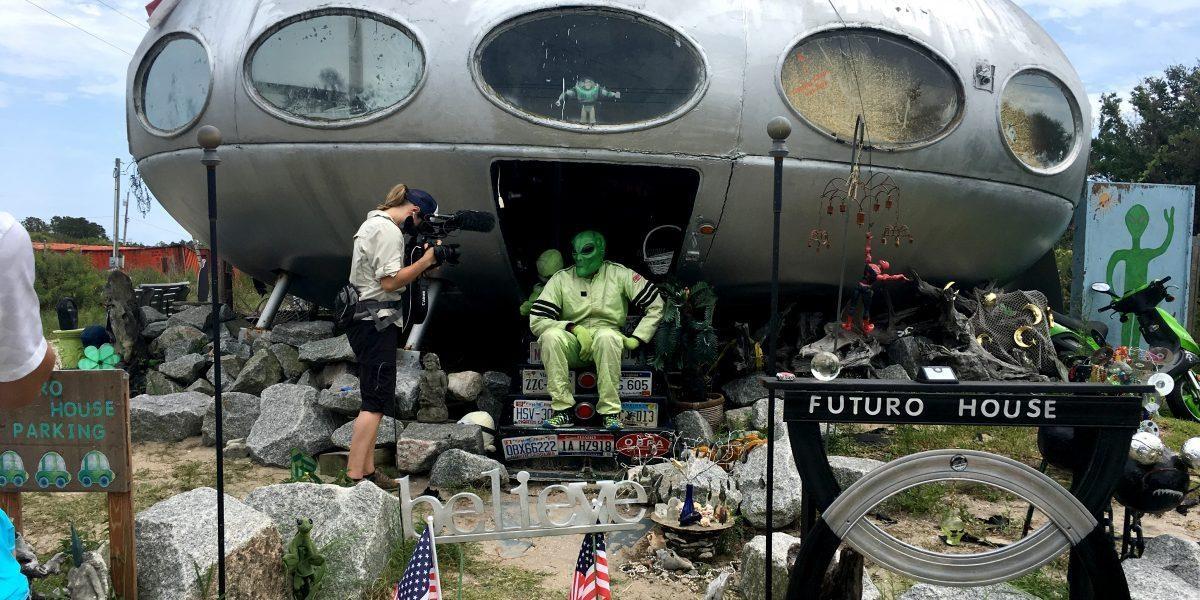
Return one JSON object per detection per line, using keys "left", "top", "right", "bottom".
{"left": 22, "top": 0, "right": 132, "bottom": 56}
{"left": 92, "top": 0, "right": 149, "bottom": 29}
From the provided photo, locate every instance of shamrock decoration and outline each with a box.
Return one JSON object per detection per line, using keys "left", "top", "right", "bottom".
{"left": 78, "top": 344, "right": 120, "bottom": 370}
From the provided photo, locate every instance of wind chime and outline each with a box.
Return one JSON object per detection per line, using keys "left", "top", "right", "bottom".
{"left": 807, "top": 117, "right": 913, "bottom": 251}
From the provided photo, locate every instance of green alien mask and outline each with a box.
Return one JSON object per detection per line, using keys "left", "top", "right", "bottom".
{"left": 572, "top": 231, "right": 606, "bottom": 278}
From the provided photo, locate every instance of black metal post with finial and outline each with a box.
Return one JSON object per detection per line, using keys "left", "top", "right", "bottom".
{"left": 765, "top": 116, "right": 791, "bottom": 599}
{"left": 198, "top": 124, "right": 227, "bottom": 598}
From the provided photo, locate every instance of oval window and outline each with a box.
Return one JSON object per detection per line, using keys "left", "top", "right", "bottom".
{"left": 1001, "top": 71, "right": 1079, "bottom": 171}
{"left": 139, "top": 35, "right": 211, "bottom": 134}
{"left": 781, "top": 30, "right": 963, "bottom": 148}
{"left": 248, "top": 10, "right": 424, "bottom": 124}
{"left": 477, "top": 9, "right": 705, "bottom": 129}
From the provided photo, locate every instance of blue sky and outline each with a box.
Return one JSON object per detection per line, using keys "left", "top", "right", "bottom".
{"left": 0, "top": 0, "right": 1197, "bottom": 245}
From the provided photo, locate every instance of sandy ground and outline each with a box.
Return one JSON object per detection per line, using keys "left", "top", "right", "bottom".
{"left": 15, "top": 438, "right": 1200, "bottom": 599}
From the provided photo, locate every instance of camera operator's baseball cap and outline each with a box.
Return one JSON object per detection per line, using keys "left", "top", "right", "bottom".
{"left": 408, "top": 188, "right": 438, "bottom": 216}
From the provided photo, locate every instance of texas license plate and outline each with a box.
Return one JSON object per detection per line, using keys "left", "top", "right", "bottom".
{"left": 619, "top": 402, "right": 659, "bottom": 427}
{"left": 512, "top": 399, "right": 552, "bottom": 427}
{"left": 521, "top": 369, "right": 573, "bottom": 395}
{"left": 618, "top": 371, "right": 653, "bottom": 397}
{"left": 557, "top": 434, "right": 614, "bottom": 457}
{"left": 502, "top": 434, "right": 559, "bottom": 460}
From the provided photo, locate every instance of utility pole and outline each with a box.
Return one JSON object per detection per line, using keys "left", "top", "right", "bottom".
{"left": 111, "top": 158, "right": 121, "bottom": 270}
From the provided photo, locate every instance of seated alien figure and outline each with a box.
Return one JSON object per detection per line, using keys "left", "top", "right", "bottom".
{"left": 530, "top": 231, "right": 664, "bottom": 430}
{"left": 519, "top": 249, "right": 565, "bottom": 317}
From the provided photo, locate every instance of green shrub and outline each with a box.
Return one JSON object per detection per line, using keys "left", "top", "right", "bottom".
{"left": 33, "top": 251, "right": 106, "bottom": 313}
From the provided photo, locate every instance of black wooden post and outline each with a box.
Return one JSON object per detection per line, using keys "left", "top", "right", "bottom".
{"left": 765, "top": 116, "right": 791, "bottom": 599}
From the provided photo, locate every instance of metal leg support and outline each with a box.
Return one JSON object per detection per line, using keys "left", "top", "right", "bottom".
{"left": 254, "top": 272, "right": 291, "bottom": 329}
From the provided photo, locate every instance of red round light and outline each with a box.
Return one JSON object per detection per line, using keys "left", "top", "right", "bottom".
{"left": 578, "top": 372, "right": 597, "bottom": 389}
{"left": 575, "top": 403, "right": 596, "bottom": 420}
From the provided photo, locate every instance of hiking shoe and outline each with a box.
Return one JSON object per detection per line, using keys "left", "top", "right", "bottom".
{"left": 604, "top": 415, "right": 623, "bottom": 431}
{"left": 545, "top": 410, "right": 574, "bottom": 429}
{"left": 353, "top": 471, "right": 399, "bottom": 491}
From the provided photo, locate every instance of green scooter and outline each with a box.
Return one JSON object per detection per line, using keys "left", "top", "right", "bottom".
{"left": 1082, "top": 277, "right": 1200, "bottom": 421}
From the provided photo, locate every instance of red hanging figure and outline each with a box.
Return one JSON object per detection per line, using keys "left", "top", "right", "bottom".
{"left": 842, "top": 233, "right": 909, "bottom": 333}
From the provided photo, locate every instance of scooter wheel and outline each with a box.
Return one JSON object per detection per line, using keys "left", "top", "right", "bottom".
{"left": 1164, "top": 378, "right": 1200, "bottom": 423}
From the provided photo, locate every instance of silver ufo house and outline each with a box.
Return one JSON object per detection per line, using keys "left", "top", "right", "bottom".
{"left": 126, "top": 0, "right": 1090, "bottom": 318}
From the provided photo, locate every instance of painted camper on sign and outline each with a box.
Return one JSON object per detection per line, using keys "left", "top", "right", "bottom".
{"left": 35, "top": 451, "right": 72, "bottom": 489}
{"left": 0, "top": 451, "right": 28, "bottom": 488}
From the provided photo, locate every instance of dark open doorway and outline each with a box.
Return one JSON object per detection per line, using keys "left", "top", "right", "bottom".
{"left": 491, "top": 160, "right": 700, "bottom": 289}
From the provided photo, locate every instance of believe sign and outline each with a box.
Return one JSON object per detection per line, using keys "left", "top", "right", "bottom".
{"left": 399, "top": 470, "right": 647, "bottom": 543}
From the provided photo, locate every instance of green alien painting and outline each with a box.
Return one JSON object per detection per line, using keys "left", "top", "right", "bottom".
{"left": 1106, "top": 204, "right": 1175, "bottom": 347}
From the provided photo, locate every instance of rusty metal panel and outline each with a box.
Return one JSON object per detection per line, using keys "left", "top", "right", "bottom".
{"left": 1075, "top": 182, "right": 1196, "bottom": 348}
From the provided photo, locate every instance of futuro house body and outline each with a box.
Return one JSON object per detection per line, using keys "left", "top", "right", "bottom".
{"left": 126, "top": 0, "right": 1089, "bottom": 317}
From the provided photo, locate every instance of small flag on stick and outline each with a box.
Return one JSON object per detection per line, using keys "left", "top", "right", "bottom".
{"left": 569, "top": 532, "right": 610, "bottom": 600}
{"left": 394, "top": 519, "right": 442, "bottom": 600}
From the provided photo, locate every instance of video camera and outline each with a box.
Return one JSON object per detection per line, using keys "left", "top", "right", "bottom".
{"left": 405, "top": 209, "right": 496, "bottom": 266}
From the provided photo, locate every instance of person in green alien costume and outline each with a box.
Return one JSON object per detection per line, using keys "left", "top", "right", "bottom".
{"left": 530, "top": 231, "right": 664, "bottom": 430}
{"left": 1107, "top": 204, "right": 1175, "bottom": 347}
{"left": 555, "top": 76, "right": 621, "bottom": 125}
{"left": 519, "top": 249, "right": 565, "bottom": 317}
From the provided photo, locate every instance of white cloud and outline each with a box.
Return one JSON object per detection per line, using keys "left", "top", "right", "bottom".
{"left": 0, "top": 1, "right": 148, "bottom": 101}
{"left": 1015, "top": 0, "right": 1200, "bottom": 19}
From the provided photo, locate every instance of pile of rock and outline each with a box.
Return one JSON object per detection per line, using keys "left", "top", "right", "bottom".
{"left": 134, "top": 316, "right": 510, "bottom": 478}
{"left": 134, "top": 481, "right": 401, "bottom": 600}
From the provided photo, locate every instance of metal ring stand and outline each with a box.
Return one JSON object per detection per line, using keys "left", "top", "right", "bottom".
{"left": 761, "top": 378, "right": 1149, "bottom": 600}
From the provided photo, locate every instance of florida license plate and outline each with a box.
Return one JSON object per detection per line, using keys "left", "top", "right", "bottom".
{"left": 618, "top": 371, "right": 653, "bottom": 397}
{"left": 521, "top": 369, "right": 573, "bottom": 395}
{"left": 619, "top": 402, "right": 659, "bottom": 427}
{"left": 557, "top": 434, "right": 614, "bottom": 457}
{"left": 502, "top": 434, "right": 559, "bottom": 460}
{"left": 512, "top": 399, "right": 552, "bottom": 427}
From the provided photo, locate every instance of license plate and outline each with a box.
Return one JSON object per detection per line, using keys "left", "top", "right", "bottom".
{"left": 512, "top": 399, "right": 552, "bottom": 427}
{"left": 620, "top": 402, "right": 659, "bottom": 427}
{"left": 528, "top": 341, "right": 542, "bottom": 365}
{"left": 558, "top": 434, "right": 614, "bottom": 457}
{"left": 502, "top": 434, "right": 559, "bottom": 460}
{"left": 521, "top": 369, "right": 573, "bottom": 395}
{"left": 618, "top": 371, "right": 653, "bottom": 397}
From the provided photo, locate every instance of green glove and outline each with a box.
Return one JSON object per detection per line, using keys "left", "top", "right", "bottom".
{"left": 623, "top": 336, "right": 641, "bottom": 351}
{"left": 519, "top": 300, "right": 535, "bottom": 316}
{"left": 573, "top": 325, "right": 595, "bottom": 360}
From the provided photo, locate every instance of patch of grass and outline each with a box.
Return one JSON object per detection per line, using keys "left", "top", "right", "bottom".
{"left": 171, "top": 460, "right": 207, "bottom": 490}
{"left": 1010, "top": 557, "right": 1069, "bottom": 600}
{"left": 362, "top": 521, "right": 554, "bottom": 600}
{"left": 1159, "top": 415, "right": 1200, "bottom": 450}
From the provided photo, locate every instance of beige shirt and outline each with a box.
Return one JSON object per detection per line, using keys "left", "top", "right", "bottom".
{"left": 350, "top": 210, "right": 406, "bottom": 319}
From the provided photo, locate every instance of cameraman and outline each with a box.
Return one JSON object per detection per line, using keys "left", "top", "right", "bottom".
{"left": 345, "top": 184, "right": 438, "bottom": 490}
{"left": 1, "top": 212, "right": 56, "bottom": 600}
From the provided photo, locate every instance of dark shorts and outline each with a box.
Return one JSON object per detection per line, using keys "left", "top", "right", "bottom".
{"left": 346, "top": 320, "right": 398, "bottom": 415}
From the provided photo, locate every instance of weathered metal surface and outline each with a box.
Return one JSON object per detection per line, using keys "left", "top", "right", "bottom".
{"left": 126, "top": 0, "right": 1092, "bottom": 306}
{"left": 1074, "top": 182, "right": 1196, "bottom": 348}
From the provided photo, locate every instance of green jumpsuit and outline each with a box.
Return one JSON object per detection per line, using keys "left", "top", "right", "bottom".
{"left": 529, "top": 262, "right": 664, "bottom": 415}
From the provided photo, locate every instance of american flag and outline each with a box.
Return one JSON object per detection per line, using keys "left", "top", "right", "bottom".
{"left": 569, "top": 533, "right": 610, "bottom": 600}
{"left": 394, "top": 527, "right": 441, "bottom": 600}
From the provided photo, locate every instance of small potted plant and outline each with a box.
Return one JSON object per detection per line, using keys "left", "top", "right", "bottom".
{"left": 652, "top": 280, "right": 724, "bottom": 428}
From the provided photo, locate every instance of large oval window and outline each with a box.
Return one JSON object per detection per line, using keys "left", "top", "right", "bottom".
{"left": 1000, "top": 71, "right": 1079, "bottom": 172}
{"left": 138, "top": 34, "right": 211, "bottom": 135}
{"left": 247, "top": 10, "right": 424, "bottom": 125}
{"left": 781, "top": 29, "right": 963, "bottom": 148}
{"left": 477, "top": 8, "right": 705, "bottom": 130}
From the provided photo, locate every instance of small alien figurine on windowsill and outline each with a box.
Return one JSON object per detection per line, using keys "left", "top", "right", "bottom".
{"left": 555, "top": 76, "right": 621, "bottom": 125}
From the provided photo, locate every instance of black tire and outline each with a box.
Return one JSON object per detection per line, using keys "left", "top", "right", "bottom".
{"left": 1164, "top": 380, "right": 1200, "bottom": 422}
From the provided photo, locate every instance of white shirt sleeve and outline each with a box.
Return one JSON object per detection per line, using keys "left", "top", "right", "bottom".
{"left": 0, "top": 213, "right": 48, "bottom": 382}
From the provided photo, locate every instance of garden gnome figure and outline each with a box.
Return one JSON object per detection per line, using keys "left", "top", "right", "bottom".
{"left": 417, "top": 352, "right": 449, "bottom": 423}
{"left": 65, "top": 551, "right": 109, "bottom": 600}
